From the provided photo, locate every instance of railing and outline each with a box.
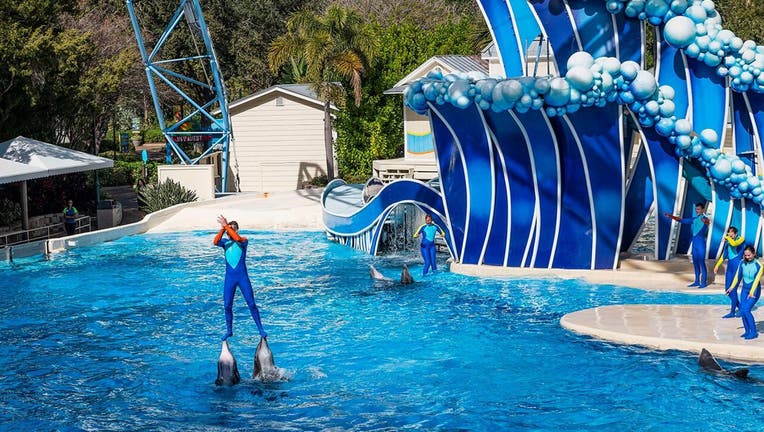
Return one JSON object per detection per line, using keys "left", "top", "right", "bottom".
{"left": 0, "top": 216, "right": 91, "bottom": 248}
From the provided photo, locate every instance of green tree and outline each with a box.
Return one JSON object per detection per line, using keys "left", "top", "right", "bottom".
{"left": 334, "top": 16, "right": 484, "bottom": 180}
{"left": 715, "top": 0, "right": 764, "bottom": 42}
{"left": 0, "top": 1, "right": 137, "bottom": 154}
{"left": 269, "top": 5, "right": 376, "bottom": 181}
{"left": 0, "top": 1, "right": 75, "bottom": 143}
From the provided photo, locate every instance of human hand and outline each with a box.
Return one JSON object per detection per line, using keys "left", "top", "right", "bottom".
{"left": 714, "top": 265, "right": 721, "bottom": 274}
{"left": 217, "top": 215, "right": 228, "bottom": 227}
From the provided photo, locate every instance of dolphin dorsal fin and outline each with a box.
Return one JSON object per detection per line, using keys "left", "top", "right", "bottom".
{"left": 698, "top": 348, "right": 723, "bottom": 371}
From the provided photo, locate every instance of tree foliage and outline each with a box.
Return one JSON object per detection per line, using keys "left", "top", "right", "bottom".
{"left": 715, "top": 0, "right": 764, "bottom": 43}
{"left": 269, "top": 5, "right": 377, "bottom": 180}
{"left": 334, "top": 16, "right": 485, "bottom": 181}
{"left": 4, "top": 0, "right": 763, "bottom": 190}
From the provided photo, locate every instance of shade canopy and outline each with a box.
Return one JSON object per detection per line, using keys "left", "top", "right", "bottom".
{"left": 0, "top": 136, "right": 113, "bottom": 185}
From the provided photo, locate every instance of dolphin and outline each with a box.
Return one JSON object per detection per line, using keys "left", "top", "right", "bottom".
{"left": 698, "top": 348, "right": 749, "bottom": 379}
{"left": 215, "top": 340, "right": 241, "bottom": 386}
{"left": 253, "top": 337, "right": 281, "bottom": 381}
{"left": 400, "top": 264, "right": 414, "bottom": 285}
{"left": 370, "top": 265, "right": 393, "bottom": 281}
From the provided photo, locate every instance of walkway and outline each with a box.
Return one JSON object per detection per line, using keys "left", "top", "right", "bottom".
{"left": 102, "top": 185, "right": 145, "bottom": 225}
{"left": 148, "top": 189, "right": 324, "bottom": 233}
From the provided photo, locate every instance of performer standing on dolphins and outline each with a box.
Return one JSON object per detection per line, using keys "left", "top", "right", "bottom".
{"left": 714, "top": 226, "right": 745, "bottom": 318}
{"left": 414, "top": 214, "right": 445, "bottom": 276}
{"left": 664, "top": 202, "right": 711, "bottom": 288}
{"left": 213, "top": 215, "right": 267, "bottom": 341}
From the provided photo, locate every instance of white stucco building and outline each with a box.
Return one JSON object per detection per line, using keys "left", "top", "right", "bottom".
{"left": 226, "top": 84, "right": 337, "bottom": 193}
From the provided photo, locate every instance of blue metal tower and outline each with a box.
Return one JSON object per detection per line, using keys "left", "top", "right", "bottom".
{"left": 126, "top": 0, "right": 236, "bottom": 192}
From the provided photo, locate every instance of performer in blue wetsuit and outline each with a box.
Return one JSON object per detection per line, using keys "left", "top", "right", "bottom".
{"left": 664, "top": 202, "right": 710, "bottom": 288}
{"left": 414, "top": 214, "right": 445, "bottom": 276}
{"left": 214, "top": 215, "right": 267, "bottom": 341}
{"left": 727, "top": 245, "right": 763, "bottom": 340}
{"left": 714, "top": 226, "right": 745, "bottom": 318}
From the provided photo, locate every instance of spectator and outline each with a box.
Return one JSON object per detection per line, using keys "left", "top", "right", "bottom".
{"left": 62, "top": 200, "right": 79, "bottom": 236}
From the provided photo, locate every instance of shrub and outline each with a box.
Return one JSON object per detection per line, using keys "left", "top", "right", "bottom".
{"left": 98, "top": 160, "right": 159, "bottom": 186}
{"left": 0, "top": 198, "right": 21, "bottom": 227}
{"left": 143, "top": 128, "right": 165, "bottom": 143}
{"left": 308, "top": 175, "right": 328, "bottom": 187}
{"left": 99, "top": 163, "right": 133, "bottom": 186}
{"left": 137, "top": 178, "right": 197, "bottom": 213}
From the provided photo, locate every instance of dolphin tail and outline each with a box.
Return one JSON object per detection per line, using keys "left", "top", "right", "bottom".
{"left": 370, "top": 265, "right": 392, "bottom": 281}
{"left": 733, "top": 368, "right": 750, "bottom": 379}
{"left": 216, "top": 340, "right": 241, "bottom": 386}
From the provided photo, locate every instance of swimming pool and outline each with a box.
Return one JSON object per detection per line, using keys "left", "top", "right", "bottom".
{"left": 0, "top": 231, "right": 761, "bottom": 431}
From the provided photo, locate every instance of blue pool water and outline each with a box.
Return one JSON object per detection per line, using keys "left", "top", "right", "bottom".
{"left": 1, "top": 231, "right": 762, "bottom": 431}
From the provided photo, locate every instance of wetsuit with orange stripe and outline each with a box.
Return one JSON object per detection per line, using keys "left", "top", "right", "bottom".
{"left": 214, "top": 225, "right": 267, "bottom": 341}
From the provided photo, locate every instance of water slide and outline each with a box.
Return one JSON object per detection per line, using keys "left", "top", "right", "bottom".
{"left": 321, "top": 179, "right": 455, "bottom": 257}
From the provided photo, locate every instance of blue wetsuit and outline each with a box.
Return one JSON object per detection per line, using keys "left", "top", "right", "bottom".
{"left": 678, "top": 213, "right": 709, "bottom": 287}
{"left": 414, "top": 221, "right": 444, "bottom": 276}
{"left": 214, "top": 226, "right": 267, "bottom": 340}
{"left": 715, "top": 235, "right": 744, "bottom": 317}
{"left": 730, "top": 259, "right": 763, "bottom": 339}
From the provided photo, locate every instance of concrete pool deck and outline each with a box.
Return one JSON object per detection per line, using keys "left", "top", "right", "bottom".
{"left": 147, "top": 189, "right": 325, "bottom": 233}
{"left": 452, "top": 259, "right": 764, "bottom": 363}
{"left": 44, "top": 190, "right": 763, "bottom": 363}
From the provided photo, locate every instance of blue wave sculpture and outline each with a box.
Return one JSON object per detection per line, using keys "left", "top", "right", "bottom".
{"left": 322, "top": 0, "right": 764, "bottom": 269}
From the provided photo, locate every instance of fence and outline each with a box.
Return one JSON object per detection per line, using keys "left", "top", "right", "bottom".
{"left": 0, "top": 216, "right": 91, "bottom": 248}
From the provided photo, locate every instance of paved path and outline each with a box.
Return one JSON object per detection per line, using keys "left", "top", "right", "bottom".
{"left": 102, "top": 185, "right": 145, "bottom": 225}
{"left": 148, "top": 189, "right": 324, "bottom": 233}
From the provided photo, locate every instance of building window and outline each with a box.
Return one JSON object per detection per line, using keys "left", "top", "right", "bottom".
{"left": 275, "top": 96, "right": 284, "bottom": 106}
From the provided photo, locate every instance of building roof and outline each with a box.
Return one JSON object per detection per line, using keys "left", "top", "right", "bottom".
{"left": 386, "top": 55, "right": 489, "bottom": 94}
{"left": 0, "top": 136, "right": 114, "bottom": 185}
{"left": 228, "top": 83, "right": 338, "bottom": 112}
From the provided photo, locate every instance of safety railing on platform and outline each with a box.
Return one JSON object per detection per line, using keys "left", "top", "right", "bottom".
{"left": 0, "top": 216, "right": 91, "bottom": 248}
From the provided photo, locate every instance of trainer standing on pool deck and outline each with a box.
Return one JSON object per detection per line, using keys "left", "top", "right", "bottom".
{"left": 213, "top": 215, "right": 267, "bottom": 341}
{"left": 714, "top": 226, "right": 745, "bottom": 318}
{"left": 727, "top": 245, "right": 763, "bottom": 340}
{"left": 664, "top": 202, "right": 710, "bottom": 288}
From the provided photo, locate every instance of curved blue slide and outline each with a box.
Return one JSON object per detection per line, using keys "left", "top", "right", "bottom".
{"left": 322, "top": 179, "right": 455, "bottom": 257}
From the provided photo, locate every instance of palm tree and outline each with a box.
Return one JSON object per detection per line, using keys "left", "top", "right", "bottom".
{"left": 269, "top": 5, "right": 376, "bottom": 181}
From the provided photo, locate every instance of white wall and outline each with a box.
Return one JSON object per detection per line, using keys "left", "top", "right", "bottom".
{"left": 157, "top": 165, "right": 215, "bottom": 200}
{"left": 230, "top": 93, "right": 329, "bottom": 193}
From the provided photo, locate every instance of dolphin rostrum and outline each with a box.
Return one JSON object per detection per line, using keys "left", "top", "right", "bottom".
{"left": 400, "top": 264, "right": 414, "bottom": 285}
{"left": 215, "top": 340, "right": 241, "bottom": 386}
{"left": 253, "top": 337, "right": 281, "bottom": 382}
{"left": 698, "top": 348, "right": 749, "bottom": 379}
